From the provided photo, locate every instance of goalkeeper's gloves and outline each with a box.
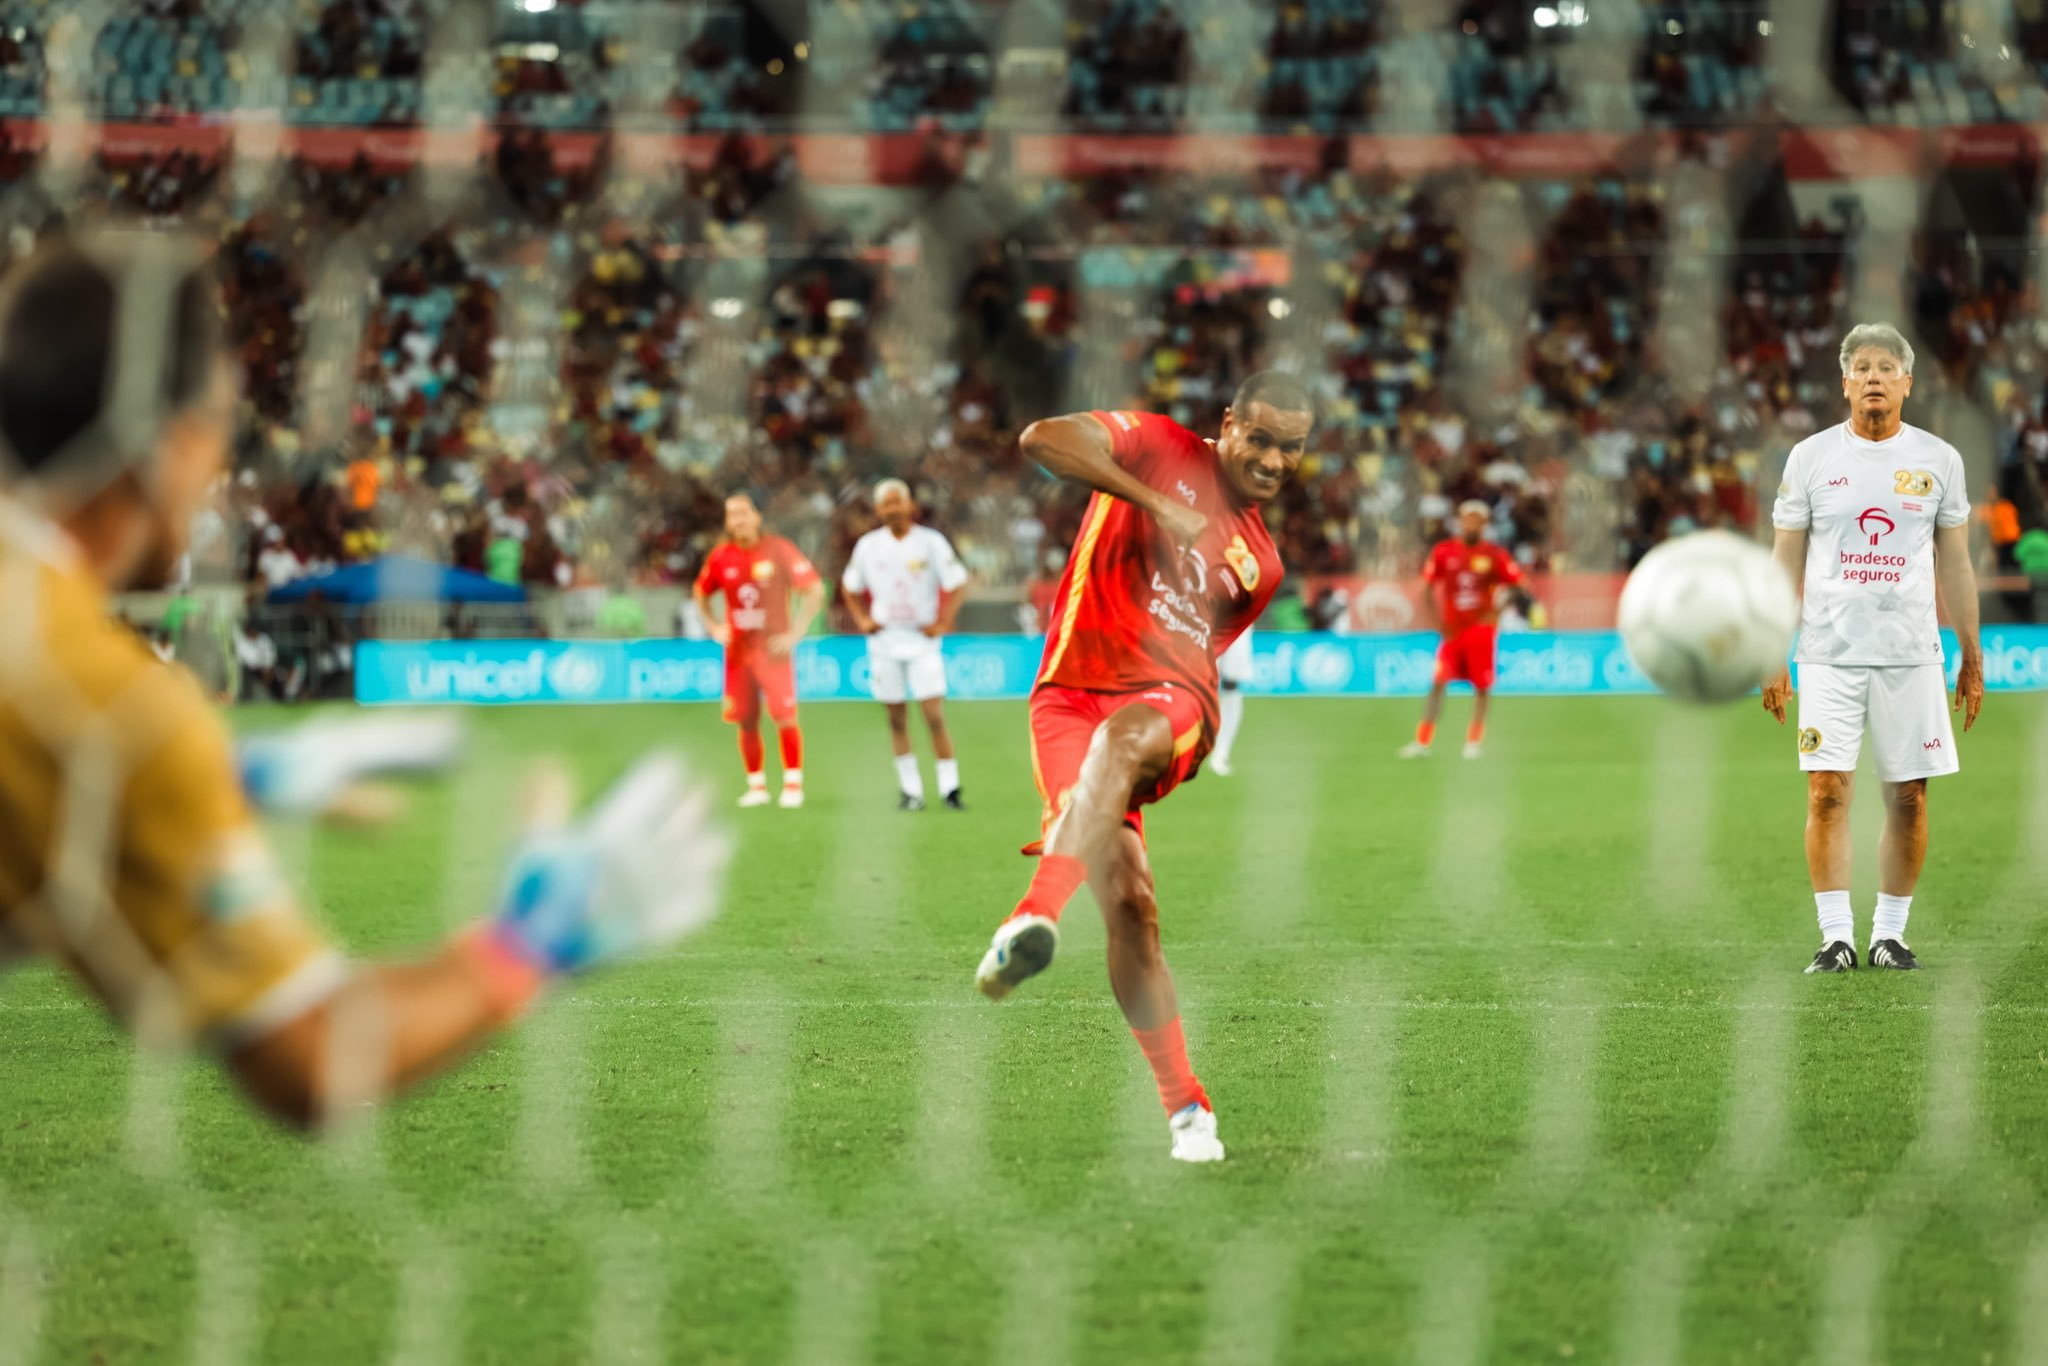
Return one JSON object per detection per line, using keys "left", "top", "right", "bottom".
{"left": 238, "top": 713, "right": 466, "bottom": 818}
{"left": 466, "top": 754, "right": 730, "bottom": 1015}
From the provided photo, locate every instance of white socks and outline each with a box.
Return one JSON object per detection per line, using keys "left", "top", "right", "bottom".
{"left": 1814, "top": 890, "right": 1915, "bottom": 946}
{"left": 935, "top": 757, "right": 959, "bottom": 797}
{"left": 1872, "top": 893, "right": 1911, "bottom": 946}
{"left": 1815, "top": 890, "right": 1853, "bottom": 947}
{"left": 782, "top": 767, "right": 803, "bottom": 789}
{"left": 1215, "top": 688, "right": 1244, "bottom": 765}
{"left": 894, "top": 753, "right": 923, "bottom": 801}
{"left": 747, "top": 771, "right": 768, "bottom": 792}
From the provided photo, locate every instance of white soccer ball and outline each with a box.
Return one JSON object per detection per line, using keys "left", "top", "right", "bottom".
{"left": 1618, "top": 530, "right": 1799, "bottom": 704}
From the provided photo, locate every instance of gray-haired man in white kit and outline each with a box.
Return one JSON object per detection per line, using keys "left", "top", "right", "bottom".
{"left": 1761, "top": 322, "right": 1984, "bottom": 974}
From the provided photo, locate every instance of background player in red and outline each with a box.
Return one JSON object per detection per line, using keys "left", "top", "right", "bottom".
{"left": 972, "top": 371, "right": 1312, "bottom": 1164}
{"left": 692, "top": 493, "right": 824, "bottom": 808}
{"left": 1401, "top": 498, "right": 1525, "bottom": 760}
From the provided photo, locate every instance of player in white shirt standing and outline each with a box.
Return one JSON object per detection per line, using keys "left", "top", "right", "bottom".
{"left": 1208, "top": 628, "right": 1253, "bottom": 776}
{"left": 842, "top": 480, "right": 971, "bottom": 810}
{"left": 1762, "top": 322, "right": 1984, "bottom": 974}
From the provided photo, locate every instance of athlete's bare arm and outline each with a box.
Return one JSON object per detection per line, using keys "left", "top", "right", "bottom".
{"left": 771, "top": 581, "right": 826, "bottom": 657}
{"left": 1019, "top": 414, "right": 1205, "bottom": 546}
{"left": 694, "top": 581, "right": 730, "bottom": 647}
{"left": 1762, "top": 526, "right": 1807, "bottom": 723}
{"left": 927, "top": 581, "right": 964, "bottom": 639}
{"left": 842, "top": 578, "right": 879, "bottom": 634}
{"left": 229, "top": 948, "right": 517, "bottom": 1128}
{"left": 1934, "top": 521, "right": 1984, "bottom": 731}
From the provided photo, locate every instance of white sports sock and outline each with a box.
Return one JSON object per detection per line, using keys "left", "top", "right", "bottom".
{"left": 782, "top": 768, "right": 803, "bottom": 788}
{"left": 935, "top": 757, "right": 959, "bottom": 796}
{"left": 1872, "top": 893, "right": 1912, "bottom": 945}
{"left": 747, "top": 771, "right": 768, "bottom": 791}
{"left": 1815, "top": 890, "right": 1854, "bottom": 946}
{"left": 894, "top": 753, "right": 924, "bottom": 800}
{"left": 1215, "top": 688, "right": 1244, "bottom": 764}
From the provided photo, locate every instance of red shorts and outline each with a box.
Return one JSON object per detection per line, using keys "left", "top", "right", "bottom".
{"left": 1027, "top": 684, "right": 1208, "bottom": 849}
{"left": 722, "top": 649, "right": 798, "bottom": 727}
{"left": 1436, "top": 622, "right": 1499, "bottom": 690}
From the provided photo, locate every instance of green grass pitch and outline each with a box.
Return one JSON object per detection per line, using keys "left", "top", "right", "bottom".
{"left": 4, "top": 692, "right": 2048, "bottom": 1363}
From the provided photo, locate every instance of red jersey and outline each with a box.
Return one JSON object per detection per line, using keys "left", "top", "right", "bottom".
{"left": 694, "top": 535, "right": 820, "bottom": 649}
{"left": 1423, "top": 537, "right": 1523, "bottom": 633}
{"left": 1036, "top": 410, "right": 1283, "bottom": 735}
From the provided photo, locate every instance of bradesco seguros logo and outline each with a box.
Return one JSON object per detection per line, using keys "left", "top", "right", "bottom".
{"left": 1857, "top": 507, "right": 1895, "bottom": 546}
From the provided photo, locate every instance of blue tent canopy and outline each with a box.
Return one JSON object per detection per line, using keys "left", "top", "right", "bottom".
{"left": 266, "top": 556, "right": 528, "bottom": 606}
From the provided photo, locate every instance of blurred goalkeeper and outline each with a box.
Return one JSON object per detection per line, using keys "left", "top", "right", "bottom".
{"left": 0, "top": 235, "right": 727, "bottom": 1127}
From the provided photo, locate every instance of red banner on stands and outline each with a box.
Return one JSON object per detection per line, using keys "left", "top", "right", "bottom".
{"left": 4, "top": 119, "right": 2040, "bottom": 185}
{"left": 1011, "top": 133, "right": 1332, "bottom": 178}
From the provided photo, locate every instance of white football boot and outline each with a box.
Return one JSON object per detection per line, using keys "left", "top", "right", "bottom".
{"left": 975, "top": 914, "right": 1059, "bottom": 1001}
{"left": 1207, "top": 755, "right": 1233, "bottom": 777}
{"left": 737, "top": 786, "right": 771, "bottom": 808}
{"left": 1462, "top": 741, "right": 1482, "bottom": 760}
{"left": 778, "top": 784, "right": 805, "bottom": 809}
{"left": 1397, "top": 742, "right": 1431, "bottom": 759}
{"left": 1168, "top": 1103, "right": 1225, "bottom": 1163}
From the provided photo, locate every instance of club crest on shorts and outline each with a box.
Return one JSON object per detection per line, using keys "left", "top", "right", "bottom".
{"left": 1798, "top": 727, "right": 1823, "bottom": 754}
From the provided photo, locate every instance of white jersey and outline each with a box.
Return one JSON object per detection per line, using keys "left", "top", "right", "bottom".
{"left": 1771, "top": 420, "right": 1970, "bottom": 666}
{"left": 843, "top": 524, "right": 969, "bottom": 639}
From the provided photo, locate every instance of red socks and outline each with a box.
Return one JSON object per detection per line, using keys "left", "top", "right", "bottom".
{"left": 1466, "top": 717, "right": 1486, "bottom": 745}
{"left": 1009, "top": 852, "right": 1085, "bottom": 925}
{"left": 778, "top": 724, "right": 803, "bottom": 772}
{"left": 1415, "top": 718, "right": 1436, "bottom": 747}
{"left": 1133, "top": 1016, "right": 1209, "bottom": 1114}
{"left": 738, "top": 728, "right": 765, "bottom": 776}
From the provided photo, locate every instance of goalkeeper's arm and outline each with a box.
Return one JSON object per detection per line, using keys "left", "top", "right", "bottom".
{"left": 224, "top": 755, "right": 725, "bottom": 1129}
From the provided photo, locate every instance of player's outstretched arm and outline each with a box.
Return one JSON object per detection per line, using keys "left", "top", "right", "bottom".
{"left": 1934, "top": 521, "right": 1984, "bottom": 731}
{"left": 1761, "top": 527, "right": 1807, "bottom": 723}
{"left": 230, "top": 755, "right": 729, "bottom": 1128}
{"left": 238, "top": 713, "right": 466, "bottom": 825}
{"left": 1019, "top": 415, "right": 1204, "bottom": 545}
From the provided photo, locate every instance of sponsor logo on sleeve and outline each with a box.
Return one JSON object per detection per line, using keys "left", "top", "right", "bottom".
{"left": 1224, "top": 535, "right": 1260, "bottom": 593}
{"left": 1798, "top": 727, "right": 1823, "bottom": 754}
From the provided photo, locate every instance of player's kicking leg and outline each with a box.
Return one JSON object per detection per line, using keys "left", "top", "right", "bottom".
{"left": 885, "top": 702, "right": 925, "bottom": 810}
{"left": 1464, "top": 687, "right": 1490, "bottom": 760}
{"left": 1869, "top": 778, "right": 1927, "bottom": 969}
{"left": 920, "top": 696, "right": 963, "bottom": 809}
{"left": 1400, "top": 677, "right": 1449, "bottom": 758}
{"left": 735, "top": 723, "right": 772, "bottom": 807}
{"left": 976, "top": 702, "right": 1222, "bottom": 1161}
{"left": 1804, "top": 770, "right": 1857, "bottom": 971}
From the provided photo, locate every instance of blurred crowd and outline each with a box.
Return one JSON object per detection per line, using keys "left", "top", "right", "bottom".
{"left": 5, "top": 0, "right": 2036, "bottom": 135}
{"left": 0, "top": 1, "right": 2040, "bottom": 637}
{"left": 1, "top": 130, "right": 2037, "bottom": 629}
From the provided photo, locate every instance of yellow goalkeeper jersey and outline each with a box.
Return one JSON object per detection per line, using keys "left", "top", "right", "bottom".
{"left": 0, "top": 501, "right": 343, "bottom": 1050}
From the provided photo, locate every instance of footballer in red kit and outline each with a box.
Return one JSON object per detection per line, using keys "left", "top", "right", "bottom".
{"left": 1402, "top": 498, "right": 1525, "bottom": 760}
{"left": 692, "top": 493, "right": 825, "bottom": 808}
{"left": 974, "top": 371, "right": 1311, "bottom": 1164}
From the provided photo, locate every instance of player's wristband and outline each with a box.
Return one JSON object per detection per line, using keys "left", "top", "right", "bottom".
{"left": 456, "top": 921, "right": 550, "bottom": 1025}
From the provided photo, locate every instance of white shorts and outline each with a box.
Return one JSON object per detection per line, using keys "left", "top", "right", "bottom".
{"left": 1796, "top": 662, "right": 1958, "bottom": 781}
{"left": 868, "top": 634, "right": 947, "bottom": 704}
{"left": 1218, "top": 629, "right": 1254, "bottom": 687}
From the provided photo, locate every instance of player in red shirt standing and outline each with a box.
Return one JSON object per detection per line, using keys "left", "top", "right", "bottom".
{"left": 973, "top": 371, "right": 1311, "bottom": 1163}
{"left": 692, "top": 493, "right": 825, "bottom": 808}
{"left": 1401, "top": 498, "right": 1525, "bottom": 760}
